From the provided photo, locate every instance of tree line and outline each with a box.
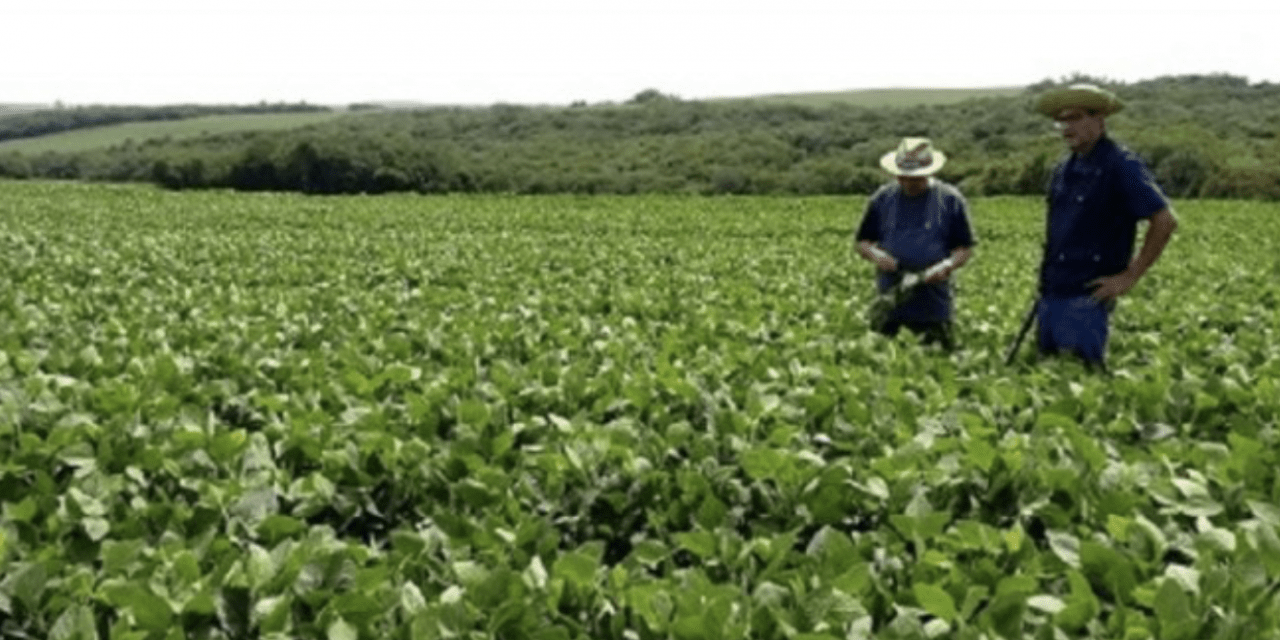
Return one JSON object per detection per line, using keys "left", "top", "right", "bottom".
{"left": 1, "top": 74, "right": 1278, "bottom": 199}
{"left": 0, "top": 102, "right": 330, "bottom": 143}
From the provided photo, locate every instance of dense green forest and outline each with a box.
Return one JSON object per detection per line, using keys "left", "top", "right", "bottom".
{"left": 2, "top": 75, "right": 1278, "bottom": 198}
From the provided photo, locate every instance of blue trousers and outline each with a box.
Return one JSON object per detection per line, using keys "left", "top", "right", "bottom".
{"left": 1037, "top": 295, "right": 1112, "bottom": 365}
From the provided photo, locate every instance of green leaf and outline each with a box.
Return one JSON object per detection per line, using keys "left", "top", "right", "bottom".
{"left": 382, "top": 363, "right": 421, "bottom": 384}
{"left": 1165, "top": 565, "right": 1200, "bottom": 596}
{"left": 4, "top": 497, "right": 38, "bottom": 523}
{"left": 741, "top": 447, "right": 786, "bottom": 482}
{"left": 257, "top": 515, "right": 305, "bottom": 542}
{"left": 995, "top": 574, "right": 1037, "bottom": 597}
{"left": 1153, "top": 578, "right": 1195, "bottom": 640}
{"left": 183, "top": 591, "right": 218, "bottom": 616}
{"left": 390, "top": 529, "right": 429, "bottom": 557}
{"left": 851, "top": 476, "right": 890, "bottom": 501}
{"left": 1107, "top": 514, "right": 1133, "bottom": 542}
{"left": 522, "top": 555, "right": 549, "bottom": 591}
{"left": 327, "top": 618, "right": 358, "bottom": 640}
{"left": 1047, "top": 529, "right": 1081, "bottom": 568}
{"left": 965, "top": 438, "right": 997, "bottom": 473}
{"left": 50, "top": 604, "right": 97, "bottom": 640}
{"left": 553, "top": 547, "right": 600, "bottom": 588}
{"left": 67, "top": 487, "right": 107, "bottom": 517}
{"left": 454, "top": 478, "right": 499, "bottom": 509}
{"left": 533, "top": 626, "right": 572, "bottom": 640}
{"left": 83, "top": 517, "right": 111, "bottom": 542}
{"left": 1248, "top": 500, "right": 1280, "bottom": 526}
{"left": 101, "top": 582, "right": 173, "bottom": 632}
{"left": 254, "top": 595, "right": 291, "bottom": 633}
{"left": 1056, "top": 570, "right": 1100, "bottom": 631}
{"left": 1033, "top": 411, "right": 1077, "bottom": 431}
{"left": 958, "top": 585, "right": 990, "bottom": 622}
{"left": 890, "top": 513, "right": 950, "bottom": 540}
{"left": 172, "top": 551, "right": 201, "bottom": 584}
{"left": 675, "top": 531, "right": 717, "bottom": 559}
{"left": 1004, "top": 523, "right": 1025, "bottom": 553}
{"left": 830, "top": 563, "right": 873, "bottom": 597}
{"left": 456, "top": 398, "right": 491, "bottom": 427}
{"left": 1027, "top": 594, "right": 1066, "bottom": 614}
{"left": 333, "top": 592, "right": 383, "bottom": 624}
{"left": 101, "top": 539, "right": 146, "bottom": 576}
{"left": 983, "top": 591, "right": 1027, "bottom": 639}
{"left": 913, "top": 583, "right": 957, "bottom": 622}
{"left": 1081, "top": 541, "right": 1137, "bottom": 603}
{"left": 400, "top": 582, "right": 427, "bottom": 614}
{"left": 627, "top": 583, "right": 674, "bottom": 631}
{"left": 7, "top": 562, "right": 48, "bottom": 611}
{"left": 628, "top": 539, "right": 669, "bottom": 568}
{"left": 1193, "top": 391, "right": 1218, "bottom": 412}
{"left": 1252, "top": 521, "right": 1280, "bottom": 578}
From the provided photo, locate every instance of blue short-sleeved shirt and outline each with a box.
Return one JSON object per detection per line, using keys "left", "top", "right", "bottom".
{"left": 1041, "top": 136, "right": 1169, "bottom": 297}
{"left": 856, "top": 180, "right": 976, "bottom": 321}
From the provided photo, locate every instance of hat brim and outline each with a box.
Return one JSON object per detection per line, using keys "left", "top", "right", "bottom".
{"left": 880, "top": 150, "right": 946, "bottom": 176}
{"left": 1035, "top": 88, "right": 1124, "bottom": 118}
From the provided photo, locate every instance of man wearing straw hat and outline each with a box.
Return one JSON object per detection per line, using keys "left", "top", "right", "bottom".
{"left": 1029, "top": 83, "right": 1178, "bottom": 368}
{"left": 855, "top": 137, "right": 976, "bottom": 349}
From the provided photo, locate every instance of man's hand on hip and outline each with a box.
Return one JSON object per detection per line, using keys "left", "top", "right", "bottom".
{"left": 1089, "top": 271, "right": 1139, "bottom": 302}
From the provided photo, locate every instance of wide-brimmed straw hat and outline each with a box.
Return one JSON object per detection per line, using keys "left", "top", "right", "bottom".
{"left": 879, "top": 137, "right": 946, "bottom": 177}
{"left": 1034, "top": 83, "right": 1125, "bottom": 118}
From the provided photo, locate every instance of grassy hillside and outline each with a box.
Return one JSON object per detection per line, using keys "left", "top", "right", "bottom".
{"left": 734, "top": 86, "right": 1026, "bottom": 107}
{"left": 0, "top": 87, "right": 1020, "bottom": 153}
{"left": 0, "top": 110, "right": 356, "bottom": 153}
{"left": 4, "top": 75, "right": 1277, "bottom": 199}
{"left": 0, "top": 104, "right": 52, "bottom": 118}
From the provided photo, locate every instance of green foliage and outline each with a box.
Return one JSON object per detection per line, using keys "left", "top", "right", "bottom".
{"left": 3, "top": 75, "right": 1280, "bottom": 198}
{"left": 3, "top": 181, "right": 1280, "bottom": 638}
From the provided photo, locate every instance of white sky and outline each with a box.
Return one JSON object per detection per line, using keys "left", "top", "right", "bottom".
{"left": 5, "top": 0, "right": 1277, "bottom": 106}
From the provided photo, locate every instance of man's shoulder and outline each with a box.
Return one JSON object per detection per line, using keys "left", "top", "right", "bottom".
{"left": 1099, "top": 137, "right": 1148, "bottom": 168}
{"left": 864, "top": 183, "right": 899, "bottom": 210}
{"left": 929, "top": 180, "right": 969, "bottom": 206}
{"left": 930, "top": 180, "right": 964, "bottom": 197}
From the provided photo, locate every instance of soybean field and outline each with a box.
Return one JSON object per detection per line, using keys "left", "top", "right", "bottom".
{"left": 1, "top": 181, "right": 1278, "bottom": 639}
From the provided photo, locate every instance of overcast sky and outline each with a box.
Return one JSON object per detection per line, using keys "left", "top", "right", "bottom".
{"left": 6, "top": 0, "right": 1276, "bottom": 106}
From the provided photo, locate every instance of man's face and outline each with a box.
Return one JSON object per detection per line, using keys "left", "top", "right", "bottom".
{"left": 1054, "top": 107, "right": 1105, "bottom": 154}
{"left": 897, "top": 175, "right": 929, "bottom": 197}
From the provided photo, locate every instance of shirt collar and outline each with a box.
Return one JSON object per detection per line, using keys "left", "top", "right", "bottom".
{"left": 1073, "top": 135, "right": 1115, "bottom": 164}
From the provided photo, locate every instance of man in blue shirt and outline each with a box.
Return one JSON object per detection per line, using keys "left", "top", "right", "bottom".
{"left": 856, "top": 137, "right": 976, "bottom": 349}
{"left": 1032, "top": 84, "right": 1178, "bottom": 367}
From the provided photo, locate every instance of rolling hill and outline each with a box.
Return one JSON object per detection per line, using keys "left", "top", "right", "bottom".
{"left": 0, "top": 87, "right": 1025, "bottom": 153}
{"left": 0, "top": 110, "right": 357, "bottom": 154}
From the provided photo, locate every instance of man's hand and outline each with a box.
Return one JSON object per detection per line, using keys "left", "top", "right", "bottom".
{"left": 1088, "top": 208, "right": 1176, "bottom": 303}
{"left": 858, "top": 241, "right": 899, "bottom": 272}
{"left": 1089, "top": 271, "right": 1139, "bottom": 302}
{"left": 873, "top": 254, "right": 899, "bottom": 272}
{"left": 923, "top": 258, "right": 956, "bottom": 283}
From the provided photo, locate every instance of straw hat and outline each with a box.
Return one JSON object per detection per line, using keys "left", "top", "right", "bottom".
{"left": 879, "top": 137, "right": 946, "bottom": 177}
{"left": 1034, "top": 83, "right": 1125, "bottom": 117}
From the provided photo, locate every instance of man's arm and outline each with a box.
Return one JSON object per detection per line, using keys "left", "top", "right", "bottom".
{"left": 1090, "top": 208, "right": 1178, "bottom": 301}
{"left": 924, "top": 197, "right": 977, "bottom": 283}
{"left": 923, "top": 246, "right": 973, "bottom": 283}
{"left": 854, "top": 198, "right": 896, "bottom": 272}
{"left": 857, "top": 240, "right": 898, "bottom": 272}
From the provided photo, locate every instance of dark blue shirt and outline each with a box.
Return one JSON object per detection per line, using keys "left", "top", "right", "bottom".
{"left": 1041, "top": 136, "right": 1168, "bottom": 297}
{"left": 856, "top": 180, "right": 976, "bottom": 321}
